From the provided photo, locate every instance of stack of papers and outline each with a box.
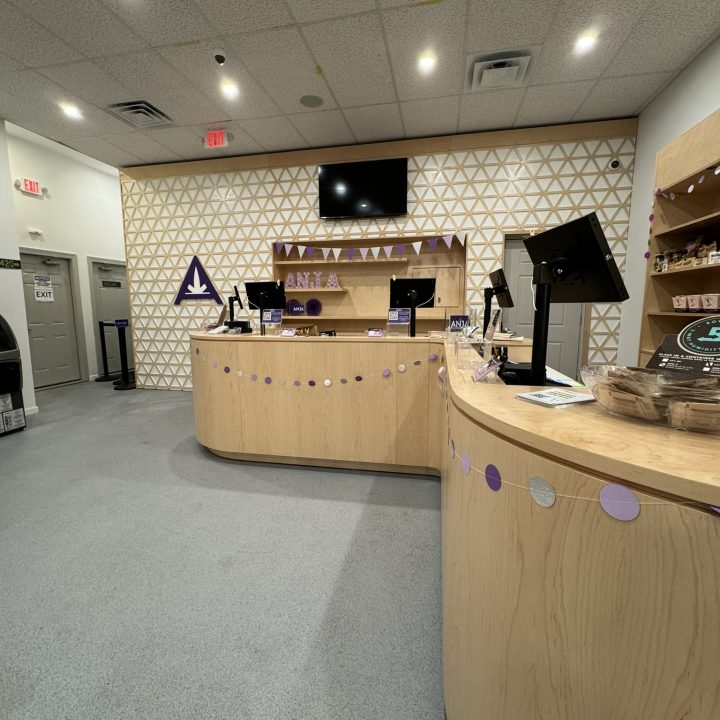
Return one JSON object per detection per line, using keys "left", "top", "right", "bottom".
{"left": 516, "top": 388, "right": 595, "bottom": 407}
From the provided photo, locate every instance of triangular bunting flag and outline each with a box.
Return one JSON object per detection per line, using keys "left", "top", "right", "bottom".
{"left": 371, "top": 247, "right": 382, "bottom": 260}
{"left": 174, "top": 256, "right": 222, "bottom": 305}
{"left": 346, "top": 248, "right": 356, "bottom": 261}
{"left": 274, "top": 242, "right": 284, "bottom": 254}
{"left": 306, "top": 247, "right": 315, "bottom": 258}
{"left": 284, "top": 243, "right": 293, "bottom": 256}
{"left": 332, "top": 247, "right": 342, "bottom": 260}
{"left": 394, "top": 244, "right": 405, "bottom": 256}
{"left": 298, "top": 245, "right": 306, "bottom": 258}
{"left": 322, "top": 247, "right": 332, "bottom": 260}
{"left": 428, "top": 238, "right": 438, "bottom": 251}
{"left": 412, "top": 241, "right": 422, "bottom": 255}
{"left": 443, "top": 234, "right": 453, "bottom": 249}
{"left": 360, "top": 247, "right": 369, "bottom": 261}
{"left": 459, "top": 233, "right": 466, "bottom": 246}
{"left": 383, "top": 245, "right": 393, "bottom": 258}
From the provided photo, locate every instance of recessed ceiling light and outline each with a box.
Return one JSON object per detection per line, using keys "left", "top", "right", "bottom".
{"left": 221, "top": 80, "right": 239, "bottom": 100}
{"left": 60, "top": 103, "right": 82, "bottom": 120}
{"left": 417, "top": 50, "right": 437, "bottom": 75}
{"left": 574, "top": 31, "right": 598, "bottom": 54}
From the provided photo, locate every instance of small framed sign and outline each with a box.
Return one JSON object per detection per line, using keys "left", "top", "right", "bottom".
{"left": 388, "top": 308, "right": 411, "bottom": 324}
{"left": 262, "top": 309, "right": 283, "bottom": 323}
{"left": 449, "top": 315, "right": 469, "bottom": 332}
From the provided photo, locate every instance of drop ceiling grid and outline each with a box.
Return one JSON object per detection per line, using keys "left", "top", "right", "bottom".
{"left": 121, "top": 134, "right": 635, "bottom": 390}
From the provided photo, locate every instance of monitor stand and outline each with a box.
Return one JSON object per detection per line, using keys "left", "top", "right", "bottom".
{"left": 408, "top": 289, "right": 418, "bottom": 337}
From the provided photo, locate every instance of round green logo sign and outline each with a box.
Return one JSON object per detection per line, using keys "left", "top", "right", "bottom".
{"left": 677, "top": 317, "right": 720, "bottom": 357}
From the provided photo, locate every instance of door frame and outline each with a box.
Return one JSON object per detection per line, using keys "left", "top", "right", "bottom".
{"left": 19, "top": 247, "right": 89, "bottom": 383}
{"left": 502, "top": 233, "right": 590, "bottom": 371}
{"left": 87, "top": 255, "right": 129, "bottom": 376}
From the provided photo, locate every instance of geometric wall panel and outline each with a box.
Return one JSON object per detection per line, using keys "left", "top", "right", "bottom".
{"left": 121, "top": 135, "right": 635, "bottom": 390}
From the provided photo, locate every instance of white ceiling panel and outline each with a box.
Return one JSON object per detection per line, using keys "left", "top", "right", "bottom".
{"left": 0, "top": 0, "right": 82, "bottom": 67}
{"left": 286, "top": 0, "right": 377, "bottom": 23}
{"left": 303, "top": 14, "right": 396, "bottom": 107}
{"left": 199, "top": 0, "right": 293, "bottom": 34}
{"left": 36, "top": 61, "right": 135, "bottom": 106}
{"left": 574, "top": 72, "right": 674, "bottom": 121}
{"left": 0, "top": 50, "right": 26, "bottom": 75}
{"left": 9, "top": 0, "right": 147, "bottom": 58}
{"left": 239, "top": 116, "right": 310, "bottom": 152}
{"left": 343, "top": 104, "right": 404, "bottom": 143}
{"left": 530, "top": 0, "right": 649, "bottom": 85}
{"left": 157, "top": 41, "right": 281, "bottom": 120}
{"left": 63, "top": 136, "right": 144, "bottom": 167}
{"left": 100, "top": 132, "right": 184, "bottom": 164}
{"left": 188, "top": 121, "right": 265, "bottom": 156}
{"left": 400, "top": 96, "right": 460, "bottom": 138}
{"left": 607, "top": 0, "right": 720, "bottom": 76}
{"left": 465, "top": 0, "right": 559, "bottom": 54}
{"left": 289, "top": 110, "right": 355, "bottom": 147}
{"left": 382, "top": 0, "right": 468, "bottom": 101}
{"left": 224, "top": 27, "right": 336, "bottom": 114}
{"left": 459, "top": 89, "right": 526, "bottom": 133}
{"left": 98, "top": 0, "right": 216, "bottom": 45}
{"left": 514, "top": 81, "right": 595, "bottom": 127}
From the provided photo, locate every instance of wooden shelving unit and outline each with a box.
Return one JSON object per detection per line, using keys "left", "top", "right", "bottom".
{"left": 273, "top": 235, "right": 466, "bottom": 334}
{"left": 638, "top": 108, "right": 720, "bottom": 367}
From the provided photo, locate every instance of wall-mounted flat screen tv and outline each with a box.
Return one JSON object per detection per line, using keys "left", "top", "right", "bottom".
{"left": 318, "top": 158, "right": 408, "bottom": 219}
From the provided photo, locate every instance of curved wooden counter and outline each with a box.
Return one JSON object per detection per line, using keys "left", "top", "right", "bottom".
{"left": 190, "top": 332, "right": 720, "bottom": 720}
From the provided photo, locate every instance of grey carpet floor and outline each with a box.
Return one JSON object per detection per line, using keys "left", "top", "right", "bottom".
{"left": 0, "top": 382, "right": 442, "bottom": 720}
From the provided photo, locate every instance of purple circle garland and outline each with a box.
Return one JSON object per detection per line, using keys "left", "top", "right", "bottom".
{"left": 429, "top": 353, "right": 438, "bottom": 361}
{"left": 461, "top": 452, "right": 471, "bottom": 476}
{"left": 211, "top": 361, "right": 218, "bottom": 368}
{"left": 711, "top": 506, "right": 720, "bottom": 515}
{"left": 264, "top": 377, "right": 272, "bottom": 384}
{"left": 355, "top": 375, "right": 363, "bottom": 382}
{"left": 383, "top": 369, "right": 391, "bottom": 377}
{"left": 251, "top": 374, "right": 258, "bottom": 381}
{"left": 341, "top": 378, "right": 348, "bottom": 384}
{"left": 599, "top": 483, "right": 640, "bottom": 522}
{"left": 644, "top": 251, "right": 651, "bottom": 259}
{"left": 293, "top": 380, "right": 301, "bottom": 387}
{"left": 485, "top": 464, "right": 502, "bottom": 492}
{"left": 309, "top": 380, "right": 316, "bottom": 387}
{"left": 223, "top": 366, "right": 230, "bottom": 373}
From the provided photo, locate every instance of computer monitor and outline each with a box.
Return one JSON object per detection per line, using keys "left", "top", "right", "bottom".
{"left": 244, "top": 281, "right": 286, "bottom": 336}
{"left": 389, "top": 277, "right": 436, "bottom": 337}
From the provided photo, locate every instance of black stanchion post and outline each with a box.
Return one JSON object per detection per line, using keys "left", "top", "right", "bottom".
{"left": 114, "top": 319, "right": 136, "bottom": 391}
{"left": 95, "top": 321, "right": 121, "bottom": 382}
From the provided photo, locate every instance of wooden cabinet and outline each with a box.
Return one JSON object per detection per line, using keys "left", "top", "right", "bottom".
{"left": 273, "top": 235, "right": 466, "bottom": 333}
{"left": 639, "top": 109, "right": 720, "bottom": 364}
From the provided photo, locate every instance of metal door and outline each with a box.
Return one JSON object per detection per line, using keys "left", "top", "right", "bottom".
{"left": 91, "top": 262, "right": 133, "bottom": 373}
{"left": 21, "top": 253, "right": 81, "bottom": 388}
{"left": 502, "top": 238, "right": 583, "bottom": 379}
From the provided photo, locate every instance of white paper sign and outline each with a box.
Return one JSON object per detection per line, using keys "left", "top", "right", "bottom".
{"left": 33, "top": 274, "right": 51, "bottom": 287}
{"left": 2, "top": 408, "right": 26, "bottom": 432}
{"left": 34, "top": 287, "right": 54, "bottom": 302}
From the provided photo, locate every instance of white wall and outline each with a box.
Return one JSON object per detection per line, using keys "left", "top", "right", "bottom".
{"left": 0, "top": 121, "right": 36, "bottom": 412}
{"left": 6, "top": 124, "right": 125, "bottom": 379}
{"left": 618, "top": 35, "right": 720, "bottom": 365}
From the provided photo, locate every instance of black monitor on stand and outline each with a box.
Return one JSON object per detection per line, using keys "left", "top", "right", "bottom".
{"left": 224, "top": 285, "right": 252, "bottom": 332}
{"left": 483, "top": 268, "right": 514, "bottom": 336}
{"left": 245, "top": 281, "right": 286, "bottom": 336}
{"left": 389, "top": 278, "right": 436, "bottom": 337}
{"left": 505, "top": 212, "right": 628, "bottom": 386}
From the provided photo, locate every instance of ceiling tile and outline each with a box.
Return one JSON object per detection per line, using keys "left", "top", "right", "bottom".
{"left": 382, "top": 0, "right": 467, "bottom": 101}
{"left": 199, "top": 0, "right": 293, "bottom": 34}
{"left": 459, "top": 89, "right": 526, "bottom": 132}
{"left": 573, "top": 72, "right": 674, "bottom": 121}
{"left": 400, "top": 96, "right": 460, "bottom": 138}
{"left": 465, "top": 0, "right": 559, "bottom": 53}
{"left": 303, "top": 14, "right": 396, "bottom": 107}
{"left": 514, "top": 81, "right": 595, "bottom": 127}
{"left": 188, "top": 121, "right": 265, "bottom": 155}
{"left": 63, "top": 136, "right": 144, "bottom": 167}
{"left": 0, "top": 50, "right": 26, "bottom": 74}
{"left": 36, "top": 61, "right": 135, "bottom": 106}
{"left": 224, "top": 27, "right": 336, "bottom": 114}
{"left": 606, "top": 0, "right": 720, "bottom": 76}
{"left": 157, "top": 41, "right": 281, "bottom": 120}
{"left": 10, "top": 0, "right": 147, "bottom": 58}
{"left": 530, "top": 0, "right": 649, "bottom": 85}
{"left": 343, "top": 104, "right": 404, "bottom": 143}
{"left": 0, "top": 0, "right": 82, "bottom": 66}
{"left": 98, "top": 0, "right": 216, "bottom": 45}
{"left": 237, "top": 116, "right": 310, "bottom": 152}
{"left": 100, "top": 132, "right": 184, "bottom": 164}
{"left": 286, "top": 0, "right": 376, "bottom": 22}
{"left": 289, "top": 110, "right": 355, "bottom": 147}
{"left": 143, "top": 127, "right": 226, "bottom": 161}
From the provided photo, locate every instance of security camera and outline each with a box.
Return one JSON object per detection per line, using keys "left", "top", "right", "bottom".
{"left": 214, "top": 50, "right": 226, "bottom": 66}
{"left": 609, "top": 158, "right": 622, "bottom": 170}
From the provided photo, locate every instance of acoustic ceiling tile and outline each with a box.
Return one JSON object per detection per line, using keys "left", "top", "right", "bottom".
{"left": 343, "top": 104, "right": 404, "bottom": 144}
{"left": 200, "top": 0, "right": 293, "bottom": 33}
{"left": 514, "top": 81, "right": 595, "bottom": 128}
{"left": 458, "top": 89, "right": 526, "bottom": 133}
{"left": 400, "top": 96, "right": 460, "bottom": 138}
{"left": 288, "top": 110, "right": 355, "bottom": 147}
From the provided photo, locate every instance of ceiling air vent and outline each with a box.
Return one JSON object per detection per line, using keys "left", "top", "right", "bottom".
{"left": 106, "top": 100, "right": 174, "bottom": 129}
{"left": 465, "top": 49, "right": 536, "bottom": 92}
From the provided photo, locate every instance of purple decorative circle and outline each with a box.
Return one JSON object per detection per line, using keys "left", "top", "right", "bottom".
{"left": 264, "top": 376, "right": 272, "bottom": 384}
{"left": 355, "top": 375, "right": 363, "bottom": 382}
{"left": 383, "top": 369, "right": 391, "bottom": 377}
{"left": 309, "top": 380, "right": 316, "bottom": 387}
{"left": 461, "top": 452, "right": 471, "bottom": 476}
{"left": 599, "top": 483, "right": 640, "bottom": 522}
{"left": 485, "top": 464, "right": 502, "bottom": 492}
{"left": 293, "top": 380, "right": 301, "bottom": 387}
{"left": 414, "top": 360, "right": 422, "bottom": 365}
{"left": 654, "top": 188, "right": 662, "bottom": 196}
{"left": 341, "top": 378, "right": 348, "bottom": 384}
{"left": 223, "top": 366, "right": 230, "bottom": 373}
{"left": 644, "top": 251, "right": 651, "bottom": 259}
{"left": 648, "top": 213, "right": 655, "bottom": 222}
{"left": 429, "top": 353, "right": 438, "bottom": 361}
{"left": 195, "top": 348, "right": 199, "bottom": 355}
{"left": 306, "top": 298, "right": 322, "bottom": 316}
{"left": 669, "top": 192, "right": 675, "bottom": 200}
{"left": 251, "top": 374, "right": 258, "bottom": 381}
{"left": 211, "top": 361, "right": 218, "bottom": 368}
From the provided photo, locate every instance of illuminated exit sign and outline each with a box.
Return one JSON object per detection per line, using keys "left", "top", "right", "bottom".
{"left": 20, "top": 178, "right": 42, "bottom": 196}
{"left": 204, "top": 129, "right": 228, "bottom": 149}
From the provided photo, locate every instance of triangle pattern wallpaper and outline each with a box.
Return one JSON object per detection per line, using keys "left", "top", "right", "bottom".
{"left": 121, "top": 135, "right": 636, "bottom": 390}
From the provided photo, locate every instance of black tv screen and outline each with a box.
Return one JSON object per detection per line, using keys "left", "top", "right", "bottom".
{"left": 318, "top": 158, "right": 407, "bottom": 219}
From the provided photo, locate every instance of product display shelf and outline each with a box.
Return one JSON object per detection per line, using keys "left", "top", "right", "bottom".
{"left": 276, "top": 258, "right": 408, "bottom": 265}
{"left": 638, "top": 108, "right": 720, "bottom": 365}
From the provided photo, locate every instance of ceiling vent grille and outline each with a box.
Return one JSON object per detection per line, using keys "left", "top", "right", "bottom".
{"left": 464, "top": 49, "right": 536, "bottom": 92}
{"left": 106, "top": 100, "right": 174, "bottom": 129}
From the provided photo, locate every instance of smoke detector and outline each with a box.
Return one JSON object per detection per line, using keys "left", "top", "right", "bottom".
{"left": 465, "top": 49, "right": 536, "bottom": 92}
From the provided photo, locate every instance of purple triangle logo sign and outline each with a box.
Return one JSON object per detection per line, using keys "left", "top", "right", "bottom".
{"left": 174, "top": 256, "right": 223, "bottom": 305}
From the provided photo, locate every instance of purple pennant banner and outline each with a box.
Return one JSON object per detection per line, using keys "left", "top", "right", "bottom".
{"left": 322, "top": 247, "right": 331, "bottom": 260}
{"left": 360, "top": 247, "right": 369, "bottom": 261}
{"left": 443, "top": 234, "right": 453, "bottom": 249}
{"left": 306, "top": 246, "right": 315, "bottom": 258}
{"left": 394, "top": 244, "right": 405, "bottom": 256}
{"left": 383, "top": 245, "right": 393, "bottom": 258}
{"left": 346, "top": 247, "right": 356, "bottom": 261}
{"left": 284, "top": 243, "right": 293, "bottom": 256}
{"left": 274, "top": 241, "right": 284, "bottom": 254}
{"left": 428, "top": 238, "right": 438, "bottom": 251}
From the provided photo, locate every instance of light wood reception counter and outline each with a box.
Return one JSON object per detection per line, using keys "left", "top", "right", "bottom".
{"left": 190, "top": 332, "right": 720, "bottom": 720}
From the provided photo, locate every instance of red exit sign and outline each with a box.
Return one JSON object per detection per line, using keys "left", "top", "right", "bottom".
{"left": 21, "top": 178, "right": 42, "bottom": 195}
{"left": 204, "top": 129, "right": 228, "bottom": 149}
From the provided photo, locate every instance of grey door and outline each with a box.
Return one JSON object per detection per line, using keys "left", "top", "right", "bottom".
{"left": 21, "top": 253, "right": 81, "bottom": 388}
{"left": 91, "top": 262, "right": 133, "bottom": 374}
{"left": 502, "top": 238, "right": 583, "bottom": 379}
